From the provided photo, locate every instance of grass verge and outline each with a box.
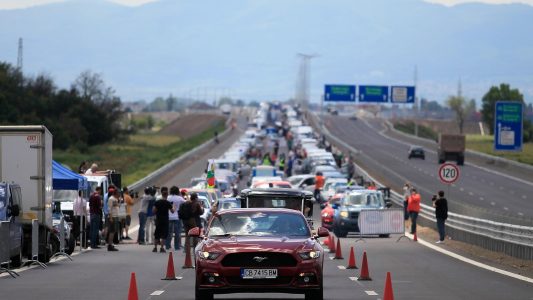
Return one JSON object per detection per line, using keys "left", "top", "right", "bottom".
{"left": 466, "top": 134, "right": 533, "bottom": 165}
{"left": 54, "top": 120, "right": 226, "bottom": 186}
{"left": 393, "top": 121, "right": 438, "bottom": 141}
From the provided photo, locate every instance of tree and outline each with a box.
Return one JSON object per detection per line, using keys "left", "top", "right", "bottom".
{"left": 446, "top": 95, "right": 474, "bottom": 134}
{"left": 481, "top": 84, "right": 524, "bottom": 135}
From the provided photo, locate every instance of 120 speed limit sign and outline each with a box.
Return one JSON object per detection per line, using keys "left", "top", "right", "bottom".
{"left": 438, "top": 163, "right": 460, "bottom": 184}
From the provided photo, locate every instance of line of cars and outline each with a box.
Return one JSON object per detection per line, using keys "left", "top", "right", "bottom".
{"left": 189, "top": 103, "right": 329, "bottom": 300}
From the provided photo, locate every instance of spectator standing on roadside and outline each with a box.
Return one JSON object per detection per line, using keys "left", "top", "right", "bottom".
{"left": 314, "top": 171, "right": 325, "bottom": 203}
{"left": 73, "top": 190, "right": 88, "bottom": 248}
{"left": 403, "top": 183, "right": 411, "bottom": 220}
{"left": 122, "top": 187, "right": 134, "bottom": 240}
{"left": 145, "top": 187, "right": 157, "bottom": 244}
{"left": 166, "top": 186, "right": 185, "bottom": 251}
{"left": 408, "top": 188, "right": 421, "bottom": 235}
{"left": 107, "top": 189, "right": 120, "bottom": 251}
{"left": 78, "top": 161, "right": 88, "bottom": 174}
{"left": 137, "top": 187, "right": 152, "bottom": 245}
{"left": 152, "top": 187, "right": 174, "bottom": 253}
{"left": 89, "top": 187, "right": 103, "bottom": 249}
{"left": 180, "top": 193, "right": 204, "bottom": 249}
{"left": 433, "top": 191, "right": 448, "bottom": 243}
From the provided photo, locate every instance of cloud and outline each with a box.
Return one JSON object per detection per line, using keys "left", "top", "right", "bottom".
{"left": 425, "top": 0, "right": 533, "bottom": 6}
{"left": 0, "top": 0, "right": 157, "bottom": 10}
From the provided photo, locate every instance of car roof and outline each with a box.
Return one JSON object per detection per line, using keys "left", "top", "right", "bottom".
{"left": 239, "top": 188, "right": 311, "bottom": 197}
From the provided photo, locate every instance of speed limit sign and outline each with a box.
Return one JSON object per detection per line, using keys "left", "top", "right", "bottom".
{"left": 439, "top": 163, "right": 460, "bottom": 184}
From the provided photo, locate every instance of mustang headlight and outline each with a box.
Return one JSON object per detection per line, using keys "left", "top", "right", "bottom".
{"left": 322, "top": 213, "right": 329, "bottom": 218}
{"left": 299, "top": 251, "right": 321, "bottom": 260}
{"left": 340, "top": 211, "right": 349, "bottom": 218}
{"left": 197, "top": 251, "right": 221, "bottom": 260}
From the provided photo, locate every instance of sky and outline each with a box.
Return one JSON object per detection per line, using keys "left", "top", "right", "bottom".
{"left": 0, "top": 0, "right": 532, "bottom": 9}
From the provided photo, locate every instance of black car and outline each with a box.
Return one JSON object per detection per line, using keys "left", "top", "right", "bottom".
{"left": 408, "top": 146, "right": 425, "bottom": 160}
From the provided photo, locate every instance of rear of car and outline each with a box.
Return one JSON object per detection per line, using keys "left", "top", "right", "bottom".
{"left": 408, "top": 146, "right": 425, "bottom": 159}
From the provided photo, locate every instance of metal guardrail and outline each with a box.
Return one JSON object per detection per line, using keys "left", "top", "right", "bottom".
{"left": 308, "top": 112, "right": 533, "bottom": 260}
{"left": 128, "top": 115, "right": 232, "bottom": 192}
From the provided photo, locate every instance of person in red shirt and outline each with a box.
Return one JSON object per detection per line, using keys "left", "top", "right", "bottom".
{"left": 407, "top": 188, "right": 421, "bottom": 234}
{"left": 314, "top": 172, "right": 325, "bottom": 203}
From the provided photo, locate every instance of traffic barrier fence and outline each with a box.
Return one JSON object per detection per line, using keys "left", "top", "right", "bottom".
{"left": 358, "top": 209, "right": 405, "bottom": 236}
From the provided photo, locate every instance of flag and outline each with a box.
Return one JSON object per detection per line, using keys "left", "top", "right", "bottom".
{"left": 207, "top": 159, "right": 216, "bottom": 188}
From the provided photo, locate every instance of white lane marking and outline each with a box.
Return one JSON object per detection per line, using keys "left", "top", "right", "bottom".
{"left": 365, "top": 291, "right": 379, "bottom": 296}
{"left": 150, "top": 291, "right": 165, "bottom": 296}
{"left": 491, "top": 202, "right": 496, "bottom": 206}
{"left": 459, "top": 188, "right": 464, "bottom": 192}
{"left": 479, "top": 197, "right": 484, "bottom": 201}
{"left": 518, "top": 212, "right": 524, "bottom": 216}
{"left": 490, "top": 182, "right": 494, "bottom": 186}
{"left": 349, "top": 277, "right": 357, "bottom": 281}
{"left": 509, "top": 190, "right": 515, "bottom": 195}
{"left": 405, "top": 232, "right": 533, "bottom": 284}
{"left": 451, "top": 183, "right": 456, "bottom": 187}
{"left": 468, "top": 192, "right": 474, "bottom": 196}
{"left": 329, "top": 256, "right": 335, "bottom": 260}
{"left": 337, "top": 266, "right": 346, "bottom": 270}
{"left": 504, "top": 207, "right": 509, "bottom": 211}
{"left": 499, "top": 186, "right": 504, "bottom": 190}
{"left": 522, "top": 195, "right": 527, "bottom": 199}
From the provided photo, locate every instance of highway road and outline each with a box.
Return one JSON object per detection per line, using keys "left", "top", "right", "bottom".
{"left": 324, "top": 115, "right": 533, "bottom": 226}
{"left": 1, "top": 114, "right": 532, "bottom": 299}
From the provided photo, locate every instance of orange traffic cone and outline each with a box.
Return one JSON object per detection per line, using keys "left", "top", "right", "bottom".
{"left": 182, "top": 237, "right": 194, "bottom": 269}
{"left": 413, "top": 232, "right": 418, "bottom": 242}
{"left": 357, "top": 251, "right": 371, "bottom": 281}
{"left": 333, "top": 238, "right": 343, "bottom": 259}
{"left": 346, "top": 246, "right": 358, "bottom": 269}
{"left": 329, "top": 235, "right": 336, "bottom": 253}
{"left": 383, "top": 272, "right": 394, "bottom": 300}
{"left": 128, "top": 272, "right": 139, "bottom": 300}
{"left": 162, "top": 252, "right": 178, "bottom": 280}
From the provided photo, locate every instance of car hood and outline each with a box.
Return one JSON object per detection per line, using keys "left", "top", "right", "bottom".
{"left": 342, "top": 206, "right": 384, "bottom": 212}
{"left": 201, "top": 236, "right": 318, "bottom": 253}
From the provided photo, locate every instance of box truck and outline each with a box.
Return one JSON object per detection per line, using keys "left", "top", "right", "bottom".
{"left": 0, "top": 126, "right": 57, "bottom": 262}
{"left": 437, "top": 133, "right": 466, "bottom": 165}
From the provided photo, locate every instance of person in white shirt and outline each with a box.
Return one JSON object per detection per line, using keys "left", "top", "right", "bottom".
{"left": 165, "top": 186, "right": 186, "bottom": 251}
{"left": 73, "top": 191, "right": 88, "bottom": 248}
{"left": 85, "top": 163, "right": 98, "bottom": 175}
{"left": 106, "top": 190, "right": 120, "bottom": 251}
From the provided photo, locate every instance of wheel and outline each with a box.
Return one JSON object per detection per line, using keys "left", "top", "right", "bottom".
{"left": 457, "top": 157, "right": 464, "bottom": 166}
{"left": 10, "top": 251, "right": 22, "bottom": 268}
{"left": 195, "top": 288, "right": 213, "bottom": 300}
{"left": 438, "top": 158, "right": 445, "bottom": 164}
{"left": 66, "top": 237, "right": 75, "bottom": 255}
{"left": 333, "top": 227, "right": 348, "bottom": 238}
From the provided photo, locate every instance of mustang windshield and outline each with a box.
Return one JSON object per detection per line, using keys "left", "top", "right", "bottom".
{"left": 208, "top": 212, "right": 310, "bottom": 237}
{"left": 345, "top": 193, "right": 383, "bottom": 207}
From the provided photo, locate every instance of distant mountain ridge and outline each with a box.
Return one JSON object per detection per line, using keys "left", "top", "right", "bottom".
{"left": 1, "top": 0, "right": 532, "bottom": 102}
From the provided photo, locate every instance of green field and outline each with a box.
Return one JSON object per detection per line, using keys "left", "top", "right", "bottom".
{"left": 54, "top": 120, "right": 225, "bottom": 186}
{"left": 466, "top": 134, "right": 533, "bottom": 165}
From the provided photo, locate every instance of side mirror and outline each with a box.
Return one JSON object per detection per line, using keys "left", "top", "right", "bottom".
{"left": 188, "top": 227, "right": 201, "bottom": 237}
{"left": 316, "top": 227, "right": 330, "bottom": 238}
{"left": 301, "top": 184, "right": 307, "bottom": 188}
{"left": 331, "top": 203, "right": 339, "bottom": 210}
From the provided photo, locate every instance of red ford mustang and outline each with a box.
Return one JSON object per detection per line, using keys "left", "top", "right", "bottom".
{"left": 189, "top": 208, "right": 329, "bottom": 300}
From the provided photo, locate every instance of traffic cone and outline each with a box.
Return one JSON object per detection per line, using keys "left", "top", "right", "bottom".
{"left": 333, "top": 238, "right": 343, "bottom": 259}
{"left": 162, "top": 252, "right": 178, "bottom": 280}
{"left": 413, "top": 232, "right": 418, "bottom": 242}
{"left": 128, "top": 272, "right": 139, "bottom": 300}
{"left": 329, "top": 235, "right": 336, "bottom": 253}
{"left": 357, "top": 251, "right": 371, "bottom": 281}
{"left": 346, "top": 246, "right": 358, "bottom": 269}
{"left": 383, "top": 272, "right": 394, "bottom": 300}
{"left": 183, "top": 245, "right": 194, "bottom": 269}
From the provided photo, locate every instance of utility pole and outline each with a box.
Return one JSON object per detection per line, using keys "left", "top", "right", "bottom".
{"left": 17, "top": 38, "right": 23, "bottom": 72}
{"left": 414, "top": 65, "right": 419, "bottom": 137}
{"left": 457, "top": 77, "right": 463, "bottom": 98}
{"left": 296, "top": 53, "right": 318, "bottom": 113}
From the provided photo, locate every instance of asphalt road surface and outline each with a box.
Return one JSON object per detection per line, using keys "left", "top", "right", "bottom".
{"left": 324, "top": 115, "right": 533, "bottom": 226}
{"left": 1, "top": 114, "right": 532, "bottom": 299}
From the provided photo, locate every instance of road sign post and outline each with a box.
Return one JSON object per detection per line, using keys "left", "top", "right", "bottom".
{"left": 438, "top": 163, "right": 460, "bottom": 184}
{"left": 494, "top": 101, "right": 523, "bottom": 152}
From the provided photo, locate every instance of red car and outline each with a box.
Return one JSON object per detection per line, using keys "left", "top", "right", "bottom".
{"left": 320, "top": 194, "right": 343, "bottom": 230}
{"left": 189, "top": 208, "right": 329, "bottom": 300}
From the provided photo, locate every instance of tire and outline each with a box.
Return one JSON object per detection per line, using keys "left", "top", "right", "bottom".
{"left": 438, "top": 158, "right": 445, "bottom": 164}
{"left": 333, "top": 227, "right": 348, "bottom": 238}
{"left": 457, "top": 156, "right": 464, "bottom": 166}
{"left": 195, "top": 288, "right": 213, "bottom": 300}
{"left": 10, "top": 251, "right": 22, "bottom": 268}
{"left": 66, "top": 237, "right": 75, "bottom": 255}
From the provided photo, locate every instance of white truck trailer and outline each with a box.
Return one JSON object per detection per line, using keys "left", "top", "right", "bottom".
{"left": 0, "top": 125, "right": 57, "bottom": 262}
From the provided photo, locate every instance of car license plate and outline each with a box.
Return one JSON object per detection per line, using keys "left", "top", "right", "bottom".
{"left": 241, "top": 268, "right": 278, "bottom": 279}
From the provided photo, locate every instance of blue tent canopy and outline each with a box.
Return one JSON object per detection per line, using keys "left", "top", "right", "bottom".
{"left": 52, "top": 160, "right": 88, "bottom": 190}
